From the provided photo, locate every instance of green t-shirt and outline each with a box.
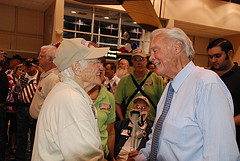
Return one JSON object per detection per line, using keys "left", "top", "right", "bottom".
{"left": 115, "top": 70, "right": 165, "bottom": 121}
{"left": 95, "top": 87, "right": 116, "bottom": 155}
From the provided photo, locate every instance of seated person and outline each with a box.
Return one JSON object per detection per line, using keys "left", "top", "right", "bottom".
{"left": 114, "top": 96, "right": 153, "bottom": 161}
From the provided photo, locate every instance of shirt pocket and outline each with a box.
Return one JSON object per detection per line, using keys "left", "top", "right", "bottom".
{"left": 162, "top": 118, "right": 187, "bottom": 144}
{"left": 162, "top": 118, "right": 200, "bottom": 145}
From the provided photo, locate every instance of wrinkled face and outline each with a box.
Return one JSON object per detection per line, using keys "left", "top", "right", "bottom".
{"left": 105, "top": 64, "right": 114, "bottom": 79}
{"left": 131, "top": 56, "right": 147, "bottom": 73}
{"left": 99, "top": 63, "right": 105, "bottom": 82}
{"left": 119, "top": 60, "right": 128, "bottom": 70}
{"left": 81, "top": 59, "right": 101, "bottom": 86}
{"left": 207, "top": 46, "right": 231, "bottom": 71}
{"left": 38, "top": 48, "right": 51, "bottom": 71}
{"left": 149, "top": 35, "right": 175, "bottom": 77}
{"left": 15, "top": 66, "right": 26, "bottom": 77}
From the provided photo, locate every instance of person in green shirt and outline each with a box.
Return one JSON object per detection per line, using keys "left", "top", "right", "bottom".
{"left": 115, "top": 48, "right": 165, "bottom": 121}
{"left": 88, "top": 84, "right": 116, "bottom": 161}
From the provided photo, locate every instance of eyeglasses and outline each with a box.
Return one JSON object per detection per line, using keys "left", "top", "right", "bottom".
{"left": 50, "top": 42, "right": 61, "bottom": 48}
{"left": 132, "top": 57, "right": 145, "bottom": 62}
{"left": 134, "top": 105, "right": 148, "bottom": 110}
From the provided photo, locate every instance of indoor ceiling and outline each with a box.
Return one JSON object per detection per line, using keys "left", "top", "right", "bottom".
{"left": 0, "top": 0, "right": 239, "bottom": 38}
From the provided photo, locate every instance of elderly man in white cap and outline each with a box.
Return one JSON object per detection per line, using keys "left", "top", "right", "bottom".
{"left": 31, "top": 38, "right": 109, "bottom": 161}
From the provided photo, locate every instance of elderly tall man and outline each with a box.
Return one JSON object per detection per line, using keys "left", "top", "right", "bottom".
{"left": 135, "top": 28, "right": 239, "bottom": 161}
{"left": 30, "top": 44, "right": 59, "bottom": 119}
{"left": 31, "top": 38, "right": 109, "bottom": 161}
{"left": 115, "top": 48, "right": 165, "bottom": 121}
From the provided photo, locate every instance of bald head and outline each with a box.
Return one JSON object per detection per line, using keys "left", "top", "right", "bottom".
{"left": 119, "top": 59, "right": 129, "bottom": 70}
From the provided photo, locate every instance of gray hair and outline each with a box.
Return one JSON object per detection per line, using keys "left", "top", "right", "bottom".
{"left": 151, "top": 27, "right": 195, "bottom": 60}
{"left": 41, "top": 45, "right": 57, "bottom": 60}
{"left": 59, "top": 59, "right": 89, "bottom": 81}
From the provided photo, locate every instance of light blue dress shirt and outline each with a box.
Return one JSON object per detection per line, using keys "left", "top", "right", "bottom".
{"left": 136, "top": 61, "right": 239, "bottom": 161}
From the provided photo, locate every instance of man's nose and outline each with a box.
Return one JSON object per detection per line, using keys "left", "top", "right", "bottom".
{"left": 149, "top": 54, "right": 154, "bottom": 62}
{"left": 212, "top": 57, "right": 217, "bottom": 62}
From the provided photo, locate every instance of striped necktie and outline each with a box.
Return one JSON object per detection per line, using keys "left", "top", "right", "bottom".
{"left": 150, "top": 83, "right": 174, "bottom": 161}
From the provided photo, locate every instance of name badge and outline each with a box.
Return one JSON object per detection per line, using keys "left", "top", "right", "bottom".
{"left": 99, "top": 103, "right": 111, "bottom": 111}
{"left": 145, "top": 82, "right": 153, "bottom": 86}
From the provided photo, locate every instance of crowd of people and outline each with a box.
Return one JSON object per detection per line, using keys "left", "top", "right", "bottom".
{"left": 0, "top": 27, "right": 239, "bottom": 161}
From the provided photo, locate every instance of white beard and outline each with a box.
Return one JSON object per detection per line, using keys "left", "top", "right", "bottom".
{"left": 116, "top": 68, "right": 129, "bottom": 79}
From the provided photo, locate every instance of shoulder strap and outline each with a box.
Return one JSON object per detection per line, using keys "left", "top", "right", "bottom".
{"left": 125, "top": 72, "right": 152, "bottom": 108}
{"left": 128, "top": 72, "right": 157, "bottom": 110}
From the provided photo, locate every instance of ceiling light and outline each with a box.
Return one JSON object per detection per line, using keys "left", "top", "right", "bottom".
{"left": 71, "top": 11, "right": 77, "bottom": 14}
{"left": 133, "top": 22, "right": 137, "bottom": 24}
{"left": 104, "top": 17, "right": 109, "bottom": 19}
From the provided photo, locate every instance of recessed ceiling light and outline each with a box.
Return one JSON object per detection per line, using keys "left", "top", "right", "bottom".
{"left": 71, "top": 11, "right": 77, "bottom": 14}
{"left": 133, "top": 22, "right": 137, "bottom": 24}
{"left": 104, "top": 17, "right": 109, "bottom": 19}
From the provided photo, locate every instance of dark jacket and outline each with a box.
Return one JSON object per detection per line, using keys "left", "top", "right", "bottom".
{"left": 114, "top": 118, "right": 153, "bottom": 159}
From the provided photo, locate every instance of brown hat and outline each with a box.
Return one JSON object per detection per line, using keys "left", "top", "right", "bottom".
{"left": 54, "top": 38, "right": 109, "bottom": 71}
{"left": 131, "top": 48, "right": 146, "bottom": 58}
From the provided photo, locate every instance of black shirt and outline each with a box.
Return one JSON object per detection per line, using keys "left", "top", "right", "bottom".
{"left": 211, "top": 62, "right": 240, "bottom": 150}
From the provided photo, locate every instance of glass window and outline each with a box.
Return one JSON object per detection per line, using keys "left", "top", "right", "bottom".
{"left": 63, "top": 2, "right": 146, "bottom": 53}
{"left": 121, "top": 13, "right": 142, "bottom": 40}
{"left": 76, "top": 17, "right": 91, "bottom": 33}
{"left": 121, "top": 25, "right": 142, "bottom": 40}
{"left": 63, "top": 31, "right": 75, "bottom": 39}
{"left": 64, "top": 2, "right": 93, "bottom": 32}
{"left": 64, "top": 15, "right": 76, "bottom": 30}
{"left": 94, "top": 8, "right": 119, "bottom": 36}
{"left": 100, "top": 36, "right": 118, "bottom": 45}
{"left": 76, "top": 33, "right": 91, "bottom": 41}
{"left": 94, "top": 21, "right": 118, "bottom": 36}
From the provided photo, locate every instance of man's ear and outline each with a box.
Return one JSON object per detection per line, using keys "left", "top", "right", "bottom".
{"left": 174, "top": 40, "right": 183, "bottom": 54}
{"left": 228, "top": 50, "right": 234, "bottom": 58}
{"left": 48, "top": 57, "right": 54, "bottom": 62}
{"left": 72, "top": 62, "right": 82, "bottom": 76}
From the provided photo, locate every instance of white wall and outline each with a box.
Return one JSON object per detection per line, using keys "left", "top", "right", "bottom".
{"left": 160, "top": 0, "right": 240, "bottom": 31}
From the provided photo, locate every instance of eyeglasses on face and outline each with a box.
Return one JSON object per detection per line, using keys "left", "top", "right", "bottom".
{"left": 132, "top": 57, "right": 145, "bottom": 62}
{"left": 134, "top": 105, "right": 148, "bottom": 110}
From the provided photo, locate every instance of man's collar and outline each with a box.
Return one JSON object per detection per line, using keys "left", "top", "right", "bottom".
{"left": 172, "top": 61, "right": 195, "bottom": 93}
